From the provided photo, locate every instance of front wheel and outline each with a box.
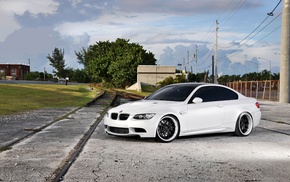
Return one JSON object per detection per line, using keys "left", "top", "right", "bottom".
{"left": 156, "top": 115, "right": 179, "bottom": 142}
{"left": 234, "top": 112, "right": 253, "bottom": 136}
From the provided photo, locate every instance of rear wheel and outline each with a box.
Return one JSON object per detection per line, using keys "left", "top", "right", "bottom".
{"left": 234, "top": 112, "right": 253, "bottom": 136}
{"left": 156, "top": 115, "right": 179, "bottom": 142}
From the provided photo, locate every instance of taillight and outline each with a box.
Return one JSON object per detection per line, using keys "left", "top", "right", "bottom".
{"left": 255, "top": 102, "right": 260, "bottom": 108}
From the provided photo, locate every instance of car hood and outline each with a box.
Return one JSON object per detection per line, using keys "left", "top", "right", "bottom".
{"left": 109, "top": 100, "right": 184, "bottom": 114}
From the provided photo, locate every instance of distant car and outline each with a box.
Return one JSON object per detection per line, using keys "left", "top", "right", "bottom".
{"left": 104, "top": 83, "right": 261, "bottom": 142}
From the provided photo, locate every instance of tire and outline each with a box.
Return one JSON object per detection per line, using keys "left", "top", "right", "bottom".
{"left": 156, "top": 115, "right": 179, "bottom": 142}
{"left": 234, "top": 112, "right": 253, "bottom": 136}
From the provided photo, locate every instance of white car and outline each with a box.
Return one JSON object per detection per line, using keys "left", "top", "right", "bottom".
{"left": 104, "top": 83, "right": 261, "bottom": 142}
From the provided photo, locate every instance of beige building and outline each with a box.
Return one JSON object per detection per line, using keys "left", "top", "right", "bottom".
{"left": 127, "top": 65, "right": 176, "bottom": 91}
{"left": 137, "top": 65, "right": 176, "bottom": 85}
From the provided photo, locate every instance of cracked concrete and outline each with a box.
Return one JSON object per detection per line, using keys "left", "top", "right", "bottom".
{"left": 0, "top": 105, "right": 107, "bottom": 181}
{"left": 0, "top": 98, "right": 290, "bottom": 182}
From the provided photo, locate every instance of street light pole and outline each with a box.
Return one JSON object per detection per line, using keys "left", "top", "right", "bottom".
{"left": 246, "top": 61, "right": 259, "bottom": 73}
{"left": 241, "top": 65, "right": 247, "bottom": 81}
{"left": 258, "top": 57, "right": 271, "bottom": 80}
{"left": 214, "top": 20, "right": 219, "bottom": 84}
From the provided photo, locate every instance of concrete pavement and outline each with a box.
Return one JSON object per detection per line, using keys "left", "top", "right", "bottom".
{"left": 0, "top": 108, "right": 78, "bottom": 148}
{"left": 259, "top": 101, "right": 290, "bottom": 135}
{"left": 0, "top": 92, "right": 115, "bottom": 181}
{"left": 63, "top": 100, "right": 290, "bottom": 182}
{"left": 0, "top": 97, "right": 289, "bottom": 181}
{"left": 259, "top": 101, "right": 290, "bottom": 125}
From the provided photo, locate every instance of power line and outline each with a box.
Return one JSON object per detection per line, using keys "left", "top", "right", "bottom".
{"left": 200, "top": 0, "right": 282, "bottom": 74}
{"left": 217, "top": 0, "right": 235, "bottom": 20}
{"left": 221, "top": 0, "right": 263, "bottom": 34}
{"left": 226, "top": 12, "right": 282, "bottom": 57}
{"left": 249, "top": 25, "right": 281, "bottom": 48}
{"left": 219, "top": 0, "right": 281, "bottom": 50}
{"left": 200, "top": 0, "right": 237, "bottom": 44}
{"left": 268, "top": 0, "right": 282, "bottom": 16}
{"left": 198, "top": 44, "right": 215, "bottom": 66}
{"left": 218, "top": 0, "right": 264, "bottom": 49}
{"left": 219, "top": 13, "right": 271, "bottom": 50}
{"left": 226, "top": 25, "right": 281, "bottom": 59}
{"left": 220, "top": 0, "right": 248, "bottom": 27}
{"left": 198, "top": 1, "right": 282, "bottom": 72}
{"left": 200, "top": 22, "right": 216, "bottom": 43}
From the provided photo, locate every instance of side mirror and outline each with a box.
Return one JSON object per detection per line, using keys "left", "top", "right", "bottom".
{"left": 192, "top": 97, "right": 203, "bottom": 104}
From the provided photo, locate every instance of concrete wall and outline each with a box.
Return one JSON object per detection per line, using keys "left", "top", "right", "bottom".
{"left": 137, "top": 65, "right": 176, "bottom": 85}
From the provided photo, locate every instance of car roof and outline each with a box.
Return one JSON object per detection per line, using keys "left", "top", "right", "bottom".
{"left": 165, "top": 82, "right": 243, "bottom": 97}
{"left": 164, "top": 82, "right": 236, "bottom": 91}
{"left": 165, "top": 82, "right": 208, "bottom": 87}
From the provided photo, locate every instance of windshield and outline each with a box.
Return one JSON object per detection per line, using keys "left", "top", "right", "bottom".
{"left": 145, "top": 84, "right": 198, "bottom": 101}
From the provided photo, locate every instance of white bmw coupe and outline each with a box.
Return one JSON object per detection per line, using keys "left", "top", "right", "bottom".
{"left": 104, "top": 83, "right": 261, "bottom": 142}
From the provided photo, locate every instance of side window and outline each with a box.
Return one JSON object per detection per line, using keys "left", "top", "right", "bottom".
{"left": 191, "top": 86, "right": 238, "bottom": 103}
{"left": 192, "top": 87, "right": 216, "bottom": 102}
{"left": 216, "top": 87, "right": 238, "bottom": 100}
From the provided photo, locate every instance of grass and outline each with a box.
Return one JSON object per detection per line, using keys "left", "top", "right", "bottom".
{"left": 0, "top": 146, "right": 12, "bottom": 152}
{"left": 141, "top": 84, "right": 158, "bottom": 93}
{"left": 112, "top": 84, "right": 158, "bottom": 98}
{"left": 0, "top": 84, "right": 100, "bottom": 115}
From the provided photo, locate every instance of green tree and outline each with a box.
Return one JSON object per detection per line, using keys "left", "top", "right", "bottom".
{"left": 260, "top": 69, "right": 271, "bottom": 80}
{"left": 71, "top": 69, "right": 91, "bottom": 83}
{"left": 272, "top": 73, "right": 279, "bottom": 80}
{"left": 158, "top": 76, "right": 174, "bottom": 87}
{"left": 24, "top": 71, "right": 53, "bottom": 81}
{"left": 24, "top": 71, "right": 41, "bottom": 80}
{"left": 47, "top": 48, "right": 67, "bottom": 78}
{"left": 75, "top": 38, "right": 156, "bottom": 88}
{"left": 188, "top": 72, "right": 208, "bottom": 82}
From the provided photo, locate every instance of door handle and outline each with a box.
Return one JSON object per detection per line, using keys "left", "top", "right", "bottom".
{"left": 179, "top": 111, "right": 187, "bottom": 115}
{"left": 217, "top": 105, "right": 224, "bottom": 108}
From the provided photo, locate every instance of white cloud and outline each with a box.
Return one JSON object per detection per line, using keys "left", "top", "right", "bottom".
{"left": 115, "top": 0, "right": 260, "bottom": 15}
{"left": 0, "top": 0, "right": 59, "bottom": 41}
{"left": 0, "top": 12, "right": 20, "bottom": 42}
{"left": 0, "top": 0, "right": 282, "bottom": 74}
{"left": 0, "top": 0, "right": 59, "bottom": 16}
{"left": 69, "top": 0, "right": 84, "bottom": 8}
{"left": 54, "top": 11, "right": 178, "bottom": 46}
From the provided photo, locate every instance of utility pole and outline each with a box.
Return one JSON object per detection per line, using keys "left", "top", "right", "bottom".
{"left": 280, "top": 0, "right": 290, "bottom": 103}
{"left": 194, "top": 45, "right": 198, "bottom": 74}
{"left": 187, "top": 50, "right": 189, "bottom": 73}
{"left": 212, "top": 55, "right": 215, "bottom": 83}
{"left": 214, "top": 19, "right": 219, "bottom": 84}
{"left": 183, "top": 58, "right": 186, "bottom": 72}
{"left": 44, "top": 67, "right": 46, "bottom": 81}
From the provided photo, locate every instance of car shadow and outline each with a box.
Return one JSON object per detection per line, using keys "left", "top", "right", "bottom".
{"left": 177, "top": 132, "right": 234, "bottom": 141}
{"left": 105, "top": 132, "right": 236, "bottom": 143}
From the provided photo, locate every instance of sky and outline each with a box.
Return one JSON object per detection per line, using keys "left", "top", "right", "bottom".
{"left": 0, "top": 0, "right": 283, "bottom": 76}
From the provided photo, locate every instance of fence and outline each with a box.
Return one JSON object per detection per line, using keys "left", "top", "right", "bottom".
{"left": 227, "top": 80, "right": 279, "bottom": 102}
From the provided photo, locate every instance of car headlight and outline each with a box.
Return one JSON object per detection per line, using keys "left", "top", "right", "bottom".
{"left": 133, "top": 113, "right": 155, "bottom": 120}
{"left": 105, "top": 112, "right": 109, "bottom": 117}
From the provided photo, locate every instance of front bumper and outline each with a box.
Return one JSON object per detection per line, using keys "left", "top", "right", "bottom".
{"left": 104, "top": 114, "right": 159, "bottom": 138}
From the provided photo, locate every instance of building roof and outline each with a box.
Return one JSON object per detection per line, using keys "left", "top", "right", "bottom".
{"left": 0, "top": 63, "right": 30, "bottom": 66}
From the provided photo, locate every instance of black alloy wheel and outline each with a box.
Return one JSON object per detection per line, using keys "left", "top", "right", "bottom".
{"left": 156, "top": 115, "right": 179, "bottom": 142}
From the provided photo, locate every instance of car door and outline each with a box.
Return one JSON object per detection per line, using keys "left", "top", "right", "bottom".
{"left": 186, "top": 86, "right": 226, "bottom": 133}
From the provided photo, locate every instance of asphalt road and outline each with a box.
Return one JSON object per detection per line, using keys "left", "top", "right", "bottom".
{"left": 0, "top": 99, "right": 290, "bottom": 182}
